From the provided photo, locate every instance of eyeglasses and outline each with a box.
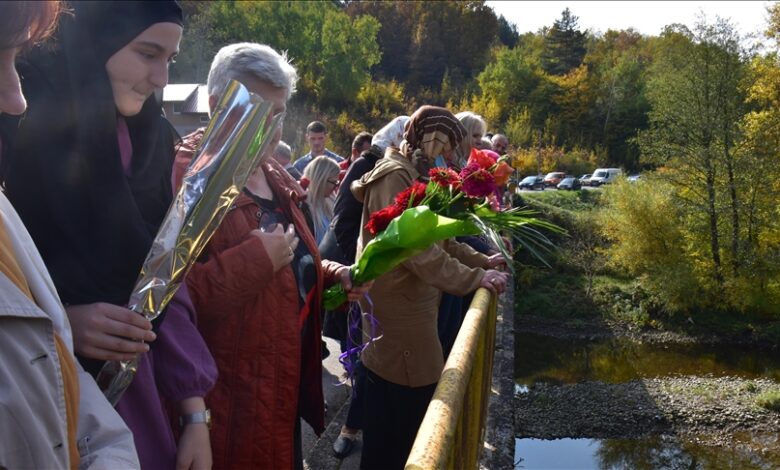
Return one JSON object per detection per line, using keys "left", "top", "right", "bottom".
{"left": 327, "top": 178, "right": 340, "bottom": 187}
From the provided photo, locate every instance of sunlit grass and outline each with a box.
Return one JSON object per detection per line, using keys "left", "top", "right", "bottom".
{"left": 756, "top": 390, "right": 780, "bottom": 412}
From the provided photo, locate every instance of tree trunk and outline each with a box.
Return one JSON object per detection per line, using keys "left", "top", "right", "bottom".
{"left": 705, "top": 157, "right": 723, "bottom": 285}
{"left": 725, "top": 148, "right": 739, "bottom": 275}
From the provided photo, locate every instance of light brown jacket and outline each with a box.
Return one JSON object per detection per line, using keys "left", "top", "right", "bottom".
{"left": 352, "top": 149, "right": 487, "bottom": 387}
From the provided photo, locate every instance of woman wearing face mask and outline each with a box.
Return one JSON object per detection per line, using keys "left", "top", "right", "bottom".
{"left": 0, "top": 2, "right": 139, "bottom": 468}
{"left": 351, "top": 105, "right": 509, "bottom": 470}
{"left": 2, "top": 2, "right": 217, "bottom": 469}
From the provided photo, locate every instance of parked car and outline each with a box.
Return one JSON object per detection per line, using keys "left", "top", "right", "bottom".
{"left": 557, "top": 177, "right": 582, "bottom": 190}
{"left": 543, "top": 172, "right": 566, "bottom": 187}
{"left": 579, "top": 174, "right": 592, "bottom": 186}
{"left": 590, "top": 168, "right": 622, "bottom": 186}
{"left": 628, "top": 174, "right": 642, "bottom": 182}
{"left": 518, "top": 175, "right": 545, "bottom": 191}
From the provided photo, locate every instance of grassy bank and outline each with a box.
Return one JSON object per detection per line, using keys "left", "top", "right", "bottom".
{"left": 514, "top": 189, "right": 780, "bottom": 346}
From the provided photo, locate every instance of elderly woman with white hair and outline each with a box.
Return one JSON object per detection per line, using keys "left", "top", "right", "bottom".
{"left": 172, "top": 42, "right": 370, "bottom": 470}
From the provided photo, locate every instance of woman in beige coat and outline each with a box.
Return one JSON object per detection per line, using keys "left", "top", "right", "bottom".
{"left": 352, "top": 106, "right": 508, "bottom": 469}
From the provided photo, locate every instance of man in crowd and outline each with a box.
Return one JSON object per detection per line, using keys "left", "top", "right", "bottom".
{"left": 272, "top": 140, "right": 302, "bottom": 180}
{"left": 491, "top": 133, "right": 509, "bottom": 155}
{"left": 349, "top": 131, "right": 373, "bottom": 164}
{"left": 338, "top": 131, "right": 373, "bottom": 183}
{"left": 292, "top": 120, "right": 344, "bottom": 174}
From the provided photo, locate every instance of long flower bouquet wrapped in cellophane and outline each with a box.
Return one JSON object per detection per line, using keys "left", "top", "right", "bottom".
{"left": 323, "top": 148, "right": 563, "bottom": 309}
{"left": 96, "top": 80, "right": 283, "bottom": 405}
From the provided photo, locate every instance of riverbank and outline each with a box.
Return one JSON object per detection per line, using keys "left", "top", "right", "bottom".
{"left": 515, "top": 272, "right": 780, "bottom": 348}
{"left": 516, "top": 376, "right": 780, "bottom": 449}
{"left": 514, "top": 313, "right": 780, "bottom": 467}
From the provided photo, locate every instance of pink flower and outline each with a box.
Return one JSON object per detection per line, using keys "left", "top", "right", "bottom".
{"left": 487, "top": 193, "right": 501, "bottom": 211}
{"left": 460, "top": 163, "right": 497, "bottom": 198}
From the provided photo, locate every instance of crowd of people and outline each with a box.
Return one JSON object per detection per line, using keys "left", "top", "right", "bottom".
{"left": 0, "top": 2, "right": 510, "bottom": 469}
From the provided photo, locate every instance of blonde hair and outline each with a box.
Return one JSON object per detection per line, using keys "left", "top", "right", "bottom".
{"left": 455, "top": 111, "right": 487, "bottom": 167}
{"left": 302, "top": 156, "right": 340, "bottom": 242}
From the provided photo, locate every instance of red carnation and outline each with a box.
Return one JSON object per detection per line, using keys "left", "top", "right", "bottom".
{"left": 394, "top": 181, "right": 428, "bottom": 209}
{"left": 460, "top": 163, "right": 497, "bottom": 198}
{"left": 429, "top": 167, "right": 461, "bottom": 189}
{"left": 365, "top": 205, "right": 403, "bottom": 236}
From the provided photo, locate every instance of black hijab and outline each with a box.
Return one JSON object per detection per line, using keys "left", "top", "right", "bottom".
{"left": 2, "top": 2, "right": 182, "bottom": 310}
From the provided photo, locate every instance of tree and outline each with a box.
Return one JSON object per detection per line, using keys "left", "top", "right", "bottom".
{"left": 174, "top": 1, "right": 380, "bottom": 107}
{"left": 497, "top": 14, "right": 520, "bottom": 48}
{"left": 562, "top": 214, "right": 608, "bottom": 296}
{"left": 346, "top": 1, "right": 498, "bottom": 94}
{"left": 583, "top": 29, "right": 651, "bottom": 169}
{"left": 638, "top": 17, "right": 747, "bottom": 286}
{"left": 542, "top": 8, "right": 587, "bottom": 76}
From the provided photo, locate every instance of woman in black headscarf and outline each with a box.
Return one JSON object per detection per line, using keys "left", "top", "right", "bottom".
{"left": 1, "top": 2, "right": 217, "bottom": 469}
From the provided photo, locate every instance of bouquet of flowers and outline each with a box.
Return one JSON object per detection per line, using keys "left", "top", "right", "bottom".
{"left": 322, "top": 148, "right": 562, "bottom": 309}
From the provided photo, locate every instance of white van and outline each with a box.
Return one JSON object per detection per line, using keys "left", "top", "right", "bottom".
{"left": 590, "top": 168, "right": 622, "bottom": 186}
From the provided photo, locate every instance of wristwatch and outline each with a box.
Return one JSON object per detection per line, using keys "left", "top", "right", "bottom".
{"left": 179, "top": 409, "right": 212, "bottom": 429}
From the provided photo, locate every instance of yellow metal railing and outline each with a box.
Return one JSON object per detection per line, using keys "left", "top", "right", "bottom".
{"left": 405, "top": 288, "right": 498, "bottom": 470}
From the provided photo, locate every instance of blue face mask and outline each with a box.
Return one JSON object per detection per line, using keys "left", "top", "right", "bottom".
{"left": 434, "top": 155, "right": 448, "bottom": 168}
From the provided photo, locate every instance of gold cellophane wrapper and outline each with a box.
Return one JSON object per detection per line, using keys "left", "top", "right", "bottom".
{"left": 97, "top": 80, "right": 283, "bottom": 405}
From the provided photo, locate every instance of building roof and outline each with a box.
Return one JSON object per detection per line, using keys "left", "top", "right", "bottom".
{"left": 163, "top": 83, "right": 209, "bottom": 114}
{"left": 163, "top": 83, "right": 199, "bottom": 102}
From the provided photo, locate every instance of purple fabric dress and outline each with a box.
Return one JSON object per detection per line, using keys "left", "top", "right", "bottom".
{"left": 115, "top": 285, "right": 217, "bottom": 470}
{"left": 114, "top": 117, "right": 218, "bottom": 469}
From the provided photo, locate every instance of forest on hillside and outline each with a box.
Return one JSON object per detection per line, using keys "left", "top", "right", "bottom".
{"left": 173, "top": 2, "right": 776, "bottom": 168}
{"left": 173, "top": 1, "right": 780, "bottom": 316}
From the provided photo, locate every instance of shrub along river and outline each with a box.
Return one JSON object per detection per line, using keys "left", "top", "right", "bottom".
{"left": 513, "top": 321, "right": 780, "bottom": 469}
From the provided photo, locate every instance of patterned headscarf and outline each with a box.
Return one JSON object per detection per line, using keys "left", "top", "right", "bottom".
{"left": 401, "top": 106, "right": 467, "bottom": 161}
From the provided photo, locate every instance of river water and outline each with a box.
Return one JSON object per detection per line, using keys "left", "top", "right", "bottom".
{"left": 514, "top": 333, "right": 780, "bottom": 469}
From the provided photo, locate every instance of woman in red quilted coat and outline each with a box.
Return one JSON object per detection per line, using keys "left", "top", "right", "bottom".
{"left": 173, "top": 43, "right": 369, "bottom": 469}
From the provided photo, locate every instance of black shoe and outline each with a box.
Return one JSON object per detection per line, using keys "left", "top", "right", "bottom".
{"left": 332, "top": 433, "right": 356, "bottom": 459}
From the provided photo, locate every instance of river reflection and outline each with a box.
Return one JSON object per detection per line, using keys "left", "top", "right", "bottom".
{"left": 515, "top": 435, "right": 780, "bottom": 469}
{"left": 514, "top": 333, "right": 780, "bottom": 468}
{"left": 515, "top": 333, "right": 780, "bottom": 386}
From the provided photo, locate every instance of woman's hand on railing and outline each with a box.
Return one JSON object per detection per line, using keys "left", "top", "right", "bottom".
{"left": 485, "top": 253, "right": 507, "bottom": 270}
{"left": 479, "top": 269, "right": 509, "bottom": 294}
